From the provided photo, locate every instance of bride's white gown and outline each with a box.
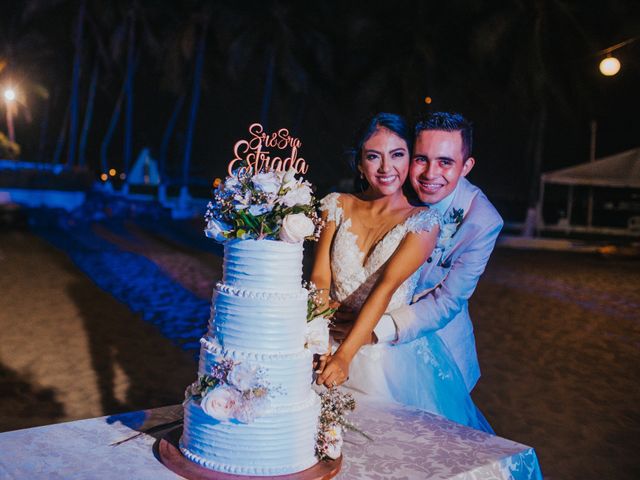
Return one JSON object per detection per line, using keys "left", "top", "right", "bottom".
{"left": 321, "top": 193, "right": 493, "bottom": 433}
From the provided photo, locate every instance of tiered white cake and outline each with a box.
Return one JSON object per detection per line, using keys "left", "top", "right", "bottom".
{"left": 180, "top": 239, "right": 321, "bottom": 476}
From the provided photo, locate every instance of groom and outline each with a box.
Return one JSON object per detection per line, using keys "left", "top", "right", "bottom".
{"left": 333, "top": 111, "right": 503, "bottom": 392}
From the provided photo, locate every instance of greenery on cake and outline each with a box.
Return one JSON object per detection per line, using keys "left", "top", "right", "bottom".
{"left": 204, "top": 168, "right": 322, "bottom": 242}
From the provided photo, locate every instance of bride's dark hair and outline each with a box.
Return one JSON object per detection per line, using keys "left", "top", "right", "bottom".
{"left": 348, "top": 112, "right": 412, "bottom": 192}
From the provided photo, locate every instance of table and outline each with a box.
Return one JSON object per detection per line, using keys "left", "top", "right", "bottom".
{"left": 0, "top": 396, "right": 542, "bottom": 479}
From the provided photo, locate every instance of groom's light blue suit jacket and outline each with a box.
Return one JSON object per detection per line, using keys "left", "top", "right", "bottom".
{"left": 389, "top": 177, "right": 503, "bottom": 391}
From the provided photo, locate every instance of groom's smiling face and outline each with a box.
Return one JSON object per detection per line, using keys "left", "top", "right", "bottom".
{"left": 410, "top": 130, "right": 474, "bottom": 204}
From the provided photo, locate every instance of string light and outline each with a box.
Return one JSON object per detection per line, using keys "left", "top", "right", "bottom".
{"left": 3, "top": 88, "right": 16, "bottom": 102}
{"left": 597, "top": 36, "right": 637, "bottom": 77}
{"left": 599, "top": 56, "right": 621, "bottom": 76}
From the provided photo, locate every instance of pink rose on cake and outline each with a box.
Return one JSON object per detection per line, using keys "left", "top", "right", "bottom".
{"left": 279, "top": 213, "right": 316, "bottom": 243}
{"left": 201, "top": 385, "right": 242, "bottom": 422}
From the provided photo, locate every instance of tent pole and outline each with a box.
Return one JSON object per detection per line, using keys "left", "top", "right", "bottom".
{"left": 587, "top": 187, "right": 594, "bottom": 229}
{"left": 567, "top": 185, "right": 573, "bottom": 233}
{"left": 536, "top": 179, "right": 545, "bottom": 236}
{"left": 587, "top": 120, "right": 597, "bottom": 231}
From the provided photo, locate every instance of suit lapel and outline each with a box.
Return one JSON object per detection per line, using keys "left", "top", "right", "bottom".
{"left": 442, "top": 178, "right": 475, "bottom": 222}
{"left": 437, "top": 179, "right": 477, "bottom": 267}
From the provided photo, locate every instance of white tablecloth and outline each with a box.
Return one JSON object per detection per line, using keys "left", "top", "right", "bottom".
{"left": 0, "top": 395, "right": 542, "bottom": 479}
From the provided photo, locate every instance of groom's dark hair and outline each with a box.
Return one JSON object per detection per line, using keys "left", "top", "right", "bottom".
{"left": 415, "top": 112, "right": 474, "bottom": 159}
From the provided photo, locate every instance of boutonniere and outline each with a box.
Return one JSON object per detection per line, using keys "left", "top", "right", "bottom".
{"left": 436, "top": 208, "right": 464, "bottom": 267}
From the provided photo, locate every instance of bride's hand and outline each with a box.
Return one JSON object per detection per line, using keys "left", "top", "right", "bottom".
{"left": 316, "top": 352, "right": 350, "bottom": 388}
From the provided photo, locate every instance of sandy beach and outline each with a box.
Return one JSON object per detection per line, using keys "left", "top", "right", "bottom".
{"left": 1, "top": 225, "right": 638, "bottom": 479}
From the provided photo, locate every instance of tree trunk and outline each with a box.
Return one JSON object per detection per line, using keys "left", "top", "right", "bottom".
{"left": 181, "top": 22, "right": 207, "bottom": 194}
{"left": 159, "top": 92, "right": 185, "bottom": 183}
{"left": 78, "top": 59, "right": 99, "bottom": 167}
{"left": 100, "top": 87, "right": 125, "bottom": 174}
{"left": 260, "top": 47, "right": 276, "bottom": 129}
{"left": 52, "top": 99, "right": 71, "bottom": 165}
{"left": 66, "top": 0, "right": 86, "bottom": 167}
{"left": 37, "top": 95, "right": 50, "bottom": 163}
{"left": 123, "top": 11, "right": 136, "bottom": 175}
{"left": 523, "top": 102, "right": 547, "bottom": 237}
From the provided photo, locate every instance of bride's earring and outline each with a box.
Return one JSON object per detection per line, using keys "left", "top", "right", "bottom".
{"left": 360, "top": 172, "right": 364, "bottom": 179}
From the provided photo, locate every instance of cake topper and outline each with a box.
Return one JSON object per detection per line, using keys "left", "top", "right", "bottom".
{"left": 228, "top": 123, "right": 309, "bottom": 176}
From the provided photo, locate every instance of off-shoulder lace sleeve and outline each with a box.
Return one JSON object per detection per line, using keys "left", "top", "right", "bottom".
{"left": 405, "top": 208, "right": 441, "bottom": 233}
{"left": 319, "top": 192, "right": 343, "bottom": 224}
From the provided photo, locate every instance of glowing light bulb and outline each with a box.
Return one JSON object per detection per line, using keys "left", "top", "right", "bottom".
{"left": 100, "top": 173, "right": 108, "bottom": 181}
{"left": 3, "top": 89, "right": 16, "bottom": 101}
{"left": 599, "top": 56, "right": 621, "bottom": 76}
{"left": 424, "top": 96, "right": 432, "bottom": 104}
{"left": 109, "top": 168, "right": 117, "bottom": 177}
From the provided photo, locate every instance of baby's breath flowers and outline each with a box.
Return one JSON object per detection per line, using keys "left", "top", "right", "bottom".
{"left": 316, "top": 389, "right": 371, "bottom": 460}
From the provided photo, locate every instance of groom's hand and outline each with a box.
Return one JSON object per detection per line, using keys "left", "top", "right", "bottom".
{"left": 330, "top": 310, "right": 377, "bottom": 344}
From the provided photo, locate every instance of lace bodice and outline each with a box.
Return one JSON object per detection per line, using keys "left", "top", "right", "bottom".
{"left": 320, "top": 192, "right": 441, "bottom": 313}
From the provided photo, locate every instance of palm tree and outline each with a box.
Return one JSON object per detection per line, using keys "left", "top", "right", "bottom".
{"left": 66, "top": 0, "right": 86, "bottom": 167}
{"left": 0, "top": 1, "right": 54, "bottom": 159}
{"left": 222, "top": 2, "right": 333, "bottom": 131}
{"left": 464, "top": 0, "right": 600, "bottom": 235}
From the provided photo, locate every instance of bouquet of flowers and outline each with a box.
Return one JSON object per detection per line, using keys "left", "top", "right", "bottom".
{"left": 204, "top": 168, "right": 322, "bottom": 243}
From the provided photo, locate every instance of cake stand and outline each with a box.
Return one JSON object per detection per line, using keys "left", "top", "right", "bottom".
{"left": 157, "top": 427, "right": 342, "bottom": 480}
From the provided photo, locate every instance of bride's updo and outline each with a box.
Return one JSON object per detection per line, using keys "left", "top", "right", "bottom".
{"left": 348, "top": 113, "right": 412, "bottom": 191}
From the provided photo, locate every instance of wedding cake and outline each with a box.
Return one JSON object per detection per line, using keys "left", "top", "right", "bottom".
{"left": 180, "top": 240, "right": 321, "bottom": 475}
{"left": 179, "top": 124, "right": 337, "bottom": 476}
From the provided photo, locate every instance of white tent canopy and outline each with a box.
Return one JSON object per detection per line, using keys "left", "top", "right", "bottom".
{"left": 537, "top": 148, "right": 640, "bottom": 235}
{"left": 128, "top": 148, "right": 160, "bottom": 186}
{"left": 541, "top": 148, "right": 640, "bottom": 188}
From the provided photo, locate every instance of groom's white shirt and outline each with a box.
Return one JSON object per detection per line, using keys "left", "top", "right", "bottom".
{"left": 373, "top": 177, "right": 503, "bottom": 391}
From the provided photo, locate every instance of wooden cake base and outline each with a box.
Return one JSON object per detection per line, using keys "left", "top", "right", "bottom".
{"left": 157, "top": 427, "right": 342, "bottom": 480}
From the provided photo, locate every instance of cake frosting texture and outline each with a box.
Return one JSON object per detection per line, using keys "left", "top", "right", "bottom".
{"left": 181, "top": 239, "right": 320, "bottom": 476}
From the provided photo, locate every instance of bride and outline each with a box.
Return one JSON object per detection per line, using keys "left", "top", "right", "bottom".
{"left": 311, "top": 113, "right": 492, "bottom": 432}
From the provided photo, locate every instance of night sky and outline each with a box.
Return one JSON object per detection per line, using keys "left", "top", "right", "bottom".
{"left": 1, "top": 0, "right": 639, "bottom": 220}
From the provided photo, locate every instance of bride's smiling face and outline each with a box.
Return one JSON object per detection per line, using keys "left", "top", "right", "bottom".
{"left": 359, "top": 127, "right": 410, "bottom": 197}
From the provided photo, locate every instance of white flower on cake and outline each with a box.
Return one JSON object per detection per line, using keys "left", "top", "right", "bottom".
{"left": 305, "top": 316, "right": 330, "bottom": 355}
{"left": 279, "top": 182, "right": 313, "bottom": 207}
{"left": 184, "top": 355, "right": 273, "bottom": 424}
{"left": 200, "top": 385, "right": 241, "bottom": 422}
{"left": 228, "top": 363, "right": 259, "bottom": 391}
{"left": 234, "top": 393, "right": 270, "bottom": 424}
{"left": 252, "top": 171, "right": 281, "bottom": 194}
{"left": 224, "top": 176, "right": 240, "bottom": 189}
{"left": 280, "top": 213, "right": 316, "bottom": 243}
{"left": 233, "top": 190, "right": 252, "bottom": 210}
{"left": 324, "top": 424, "right": 343, "bottom": 460}
{"left": 248, "top": 203, "right": 274, "bottom": 216}
{"left": 278, "top": 168, "right": 298, "bottom": 190}
{"left": 204, "top": 217, "right": 231, "bottom": 242}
